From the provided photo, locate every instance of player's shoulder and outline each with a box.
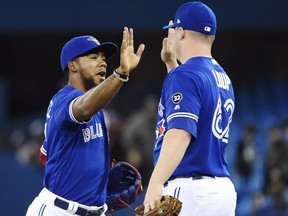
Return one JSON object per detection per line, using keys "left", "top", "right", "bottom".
{"left": 169, "top": 61, "right": 203, "bottom": 80}
{"left": 58, "top": 85, "right": 81, "bottom": 94}
{"left": 52, "top": 85, "right": 84, "bottom": 105}
{"left": 168, "top": 57, "right": 222, "bottom": 87}
{"left": 56, "top": 85, "right": 83, "bottom": 97}
{"left": 184, "top": 57, "right": 225, "bottom": 75}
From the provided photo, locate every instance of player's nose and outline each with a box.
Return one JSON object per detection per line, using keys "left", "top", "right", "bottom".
{"left": 99, "top": 61, "right": 107, "bottom": 68}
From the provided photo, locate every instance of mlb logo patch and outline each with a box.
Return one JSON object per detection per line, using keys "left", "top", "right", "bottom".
{"left": 204, "top": 26, "right": 211, "bottom": 32}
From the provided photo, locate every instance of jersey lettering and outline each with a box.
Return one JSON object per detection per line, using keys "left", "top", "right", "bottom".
{"left": 46, "top": 100, "right": 53, "bottom": 118}
{"left": 44, "top": 100, "right": 53, "bottom": 140}
{"left": 212, "top": 70, "right": 231, "bottom": 90}
{"left": 82, "top": 123, "right": 104, "bottom": 142}
{"left": 212, "top": 97, "right": 234, "bottom": 143}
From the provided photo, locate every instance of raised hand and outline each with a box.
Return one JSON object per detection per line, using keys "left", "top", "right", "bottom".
{"left": 117, "top": 27, "right": 145, "bottom": 74}
{"left": 161, "top": 21, "right": 178, "bottom": 73}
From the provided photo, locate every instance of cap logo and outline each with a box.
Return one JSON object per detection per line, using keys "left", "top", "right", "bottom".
{"left": 176, "top": 19, "right": 181, "bottom": 24}
{"left": 87, "top": 36, "right": 100, "bottom": 45}
{"left": 204, "top": 26, "right": 211, "bottom": 32}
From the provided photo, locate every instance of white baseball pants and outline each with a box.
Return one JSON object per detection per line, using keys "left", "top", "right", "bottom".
{"left": 26, "top": 188, "right": 107, "bottom": 216}
{"left": 163, "top": 177, "right": 237, "bottom": 216}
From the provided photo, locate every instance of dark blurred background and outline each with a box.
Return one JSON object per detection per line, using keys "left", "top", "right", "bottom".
{"left": 1, "top": 0, "right": 288, "bottom": 215}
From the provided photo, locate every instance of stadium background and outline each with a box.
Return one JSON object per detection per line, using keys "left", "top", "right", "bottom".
{"left": 0, "top": 0, "right": 288, "bottom": 215}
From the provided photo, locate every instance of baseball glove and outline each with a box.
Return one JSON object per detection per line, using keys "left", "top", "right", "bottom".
{"left": 135, "top": 195, "right": 182, "bottom": 216}
{"left": 106, "top": 161, "right": 143, "bottom": 213}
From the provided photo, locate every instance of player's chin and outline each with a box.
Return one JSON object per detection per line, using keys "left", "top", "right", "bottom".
{"left": 94, "top": 76, "right": 106, "bottom": 84}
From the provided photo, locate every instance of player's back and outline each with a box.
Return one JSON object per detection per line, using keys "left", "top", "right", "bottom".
{"left": 167, "top": 57, "right": 235, "bottom": 178}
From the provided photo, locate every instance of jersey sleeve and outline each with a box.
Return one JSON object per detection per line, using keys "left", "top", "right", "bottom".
{"left": 40, "top": 140, "right": 47, "bottom": 156}
{"left": 39, "top": 141, "right": 47, "bottom": 165}
{"left": 164, "top": 70, "right": 203, "bottom": 139}
{"left": 53, "top": 89, "right": 91, "bottom": 128}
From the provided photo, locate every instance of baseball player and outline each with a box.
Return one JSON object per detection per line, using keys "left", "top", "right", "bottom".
{"left": 143, "top": 2, "right": 237, "bottom": 216}
{"left": 25, "top": 27, "right": 145, "bottom": 216}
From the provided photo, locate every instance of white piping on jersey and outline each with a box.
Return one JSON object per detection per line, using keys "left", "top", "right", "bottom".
{"left": 167, "top": 112, "right": 198, "bottom": 122}
{"left": 69, "top": 97, "right": 92, "bottom": 124}
{"left": 40, "top": 145, "right": 47, "bottom": 156}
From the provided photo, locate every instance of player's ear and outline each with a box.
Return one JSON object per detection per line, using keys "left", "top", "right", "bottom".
{"left": 68, "top": 61, "right": 78, "bottom": 72}
{"left": 179, "top": 27, "right": 185, "bottom": 40}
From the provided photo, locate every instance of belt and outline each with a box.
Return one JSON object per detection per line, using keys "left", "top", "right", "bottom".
{"left": 192, "top": 175, "right": 215, "bottom": 180}
{"left": 164, "top": 175, "right": 215, "bottom": 187}
{"left": 54, "top": 198, "right": 104, "bottom": 216}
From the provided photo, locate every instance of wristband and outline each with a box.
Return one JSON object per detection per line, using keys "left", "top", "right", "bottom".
{"left": 113, "top": 70, "right": 129, "bottom": 82}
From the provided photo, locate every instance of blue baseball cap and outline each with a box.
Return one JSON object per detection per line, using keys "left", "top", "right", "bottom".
{"left": 60, "top": 35, "right": 118, "bottom": 71}
{"left": 163, "top": 1, "right": 217, "bottom": 35}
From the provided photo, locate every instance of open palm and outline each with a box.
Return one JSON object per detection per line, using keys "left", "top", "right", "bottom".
{"left": 118, "top": 27, "right": 145, "bottom": 74}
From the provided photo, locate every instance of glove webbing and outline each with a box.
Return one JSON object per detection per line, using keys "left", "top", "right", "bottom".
{"left": 115, "top": 180, "right": 142, "bottom": 211}
{"left": 107, "top": 198, "right": 133, "bottom": 216}
{"left": 118, "top": 197, "right": 133, "bottom": 210}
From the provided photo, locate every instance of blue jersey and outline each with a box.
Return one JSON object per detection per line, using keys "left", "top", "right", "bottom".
{"left": 42, "top": 85, "right": 110, "bottom": 206}
{"left": 154, "top": 57, "right": 235, "bottom": 180}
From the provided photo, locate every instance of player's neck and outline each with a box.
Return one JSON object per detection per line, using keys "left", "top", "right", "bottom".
{"left": 178, "top": 39, "right": 212, "bottom": 63}
{"left": 68, "top": 78, "right": 87, "bottom": 92}
{"left": 180, "top": 48, "right": 212, "bottom": 63}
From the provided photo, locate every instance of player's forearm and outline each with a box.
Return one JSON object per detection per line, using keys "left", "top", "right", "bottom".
{"left": 73, "top": 74, "right": 125, "bottom": 121}
{"left": 165, "top": 62, "right": 179, "bottom": 73}
{"left": 162, "top": 56, "right": 178, "bottom": 73}
{"left": 148, "top": 129, "right": 191, "bottom": 185}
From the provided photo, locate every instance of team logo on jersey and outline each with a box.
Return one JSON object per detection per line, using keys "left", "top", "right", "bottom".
{"left": 156, "top": 119, "right": 166, "bottom": 140}
{"left": 172, "top": 93, "right": 183, "bottom": 104}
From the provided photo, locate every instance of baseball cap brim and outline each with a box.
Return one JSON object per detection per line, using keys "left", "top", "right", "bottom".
{"left": 162, "top": 23, "right": 177, "bottom": 29}
{"left": 80, "top": 42, "right": 118, "bottom": 59}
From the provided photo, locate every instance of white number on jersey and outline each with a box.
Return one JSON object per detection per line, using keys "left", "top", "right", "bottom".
{"left": 212, "top": 97, "right": 234, "bottom": 143}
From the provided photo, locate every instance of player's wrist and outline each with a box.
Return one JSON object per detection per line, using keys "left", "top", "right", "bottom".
{"left": 113, "top": 70, "right": 129, "bottom": 82}
{"left": 114, "top": 67, "right": 130, "bottom": 74}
